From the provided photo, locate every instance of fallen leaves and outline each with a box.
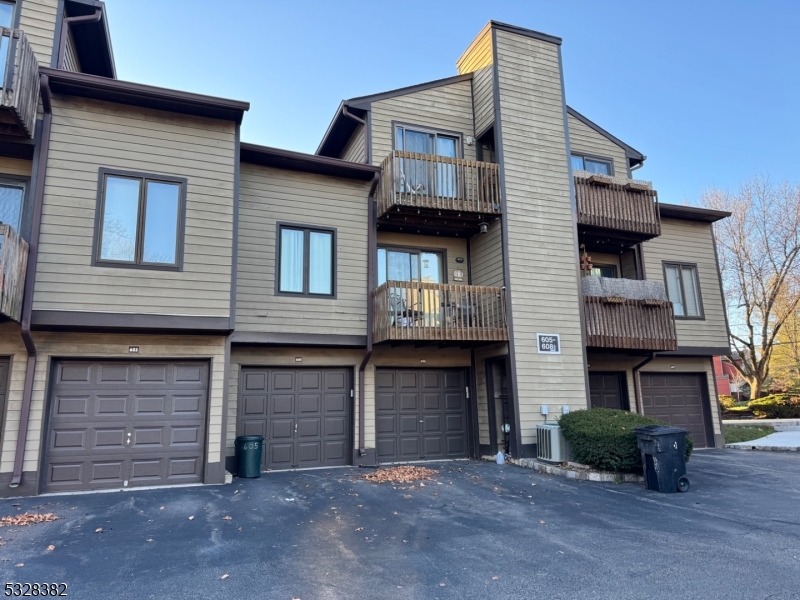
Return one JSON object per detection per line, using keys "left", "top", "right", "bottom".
{"left": 188, "top": 516, "right": 195, "bottom": 521}
{"left": 95, "top": 527, "right": 103, "bottom": 534}
{"left": 0, "top": 513, "right": 59, "bottom": 527}
{"left": 14, "top": 563, "right": 23, "bottom": 568}
{"left": 221, "top": 574, "right": 230, "bottom": 580}
{"left": 361, "top": 466, "right": 438, "bottom": 484}
{"left": 223, "top": 516, "right": 232, "bottom": 521}
{"left": 159, "top": 506, "right": 165, "bottom": 511}
{"left": 492, "top": 576, "right": 499, "bottom": 581}
{"left": 46, "top": 545, "right": 55, "bottom": 552}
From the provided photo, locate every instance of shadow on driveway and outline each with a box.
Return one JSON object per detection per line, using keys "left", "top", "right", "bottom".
{"left": 1, "top": 450, "right": 798, "bottom": 599}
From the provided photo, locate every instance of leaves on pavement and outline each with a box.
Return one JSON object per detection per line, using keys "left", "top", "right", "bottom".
{"left": 361, "top": 466, "right": 437, "bottom": 484}
{"left": 0, "top": 513, "right": 58, "bottom": 527}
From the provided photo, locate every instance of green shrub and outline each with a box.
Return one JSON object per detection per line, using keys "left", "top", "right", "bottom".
{"left": 558, "top": 408, "right": 693, "bottom": 474}
{"left": 748, "top": 395, "right": 800, "bottom": 419}
{"left": 718, "top": 395, "right": 736, "bottom": 409}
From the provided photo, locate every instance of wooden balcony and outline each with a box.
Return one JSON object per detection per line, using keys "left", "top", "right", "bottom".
{"left": 0, "top": 28, "right": 39, "bottom": 139}
{"left": 574, "top": 172, "right": 661, "bottom": 244}
{"left": 377, "top": 151, "right": 501, "bottom": 234}
{"left": 0, "top": 224, "right": 29, "bottom": 322}
{"left": 582, "top": 277, "right": 677, "bottom": 351}
{"left": 373, "top": 280, "right": 508, "bottom": 344}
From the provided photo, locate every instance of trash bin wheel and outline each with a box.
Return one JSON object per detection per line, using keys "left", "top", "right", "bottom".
{"left": 676, "top": 476, "right": 690, "bottom": 493}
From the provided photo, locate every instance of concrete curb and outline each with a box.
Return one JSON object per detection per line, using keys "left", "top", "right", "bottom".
{"left": 725, "top": 444, "right": 800, "bottom": 452}
{"left": 510, "top": 457, "right": 644, "bottom": 483}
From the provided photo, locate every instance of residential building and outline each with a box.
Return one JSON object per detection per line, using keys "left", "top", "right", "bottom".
{"left": 0, "top": 7, "right": 730, "bottom": 497}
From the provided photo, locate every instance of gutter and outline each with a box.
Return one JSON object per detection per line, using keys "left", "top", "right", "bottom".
{"left": 631, "top": 353, "right": 656, "bottom": 414}
{"left": 57, "top": 9, "right": 102, "bottom": 70}
{"left": 11, "top": 75, "right": 53, "bottom": 487}
{"left": 358, "top": 172, "right": 380, "bottom": 457}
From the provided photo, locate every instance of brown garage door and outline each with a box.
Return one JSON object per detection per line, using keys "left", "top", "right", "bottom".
{"left": 42, "top": 361, "right": 208, "bottom": 493}
{"left": 376, "top": 369, "right": 468, "bottom": 462}
{"left": 641, "top": 373, "right": 712, "bottom": 448}
{"left": 238, "top": 368, "right": 351, "bottom": 470}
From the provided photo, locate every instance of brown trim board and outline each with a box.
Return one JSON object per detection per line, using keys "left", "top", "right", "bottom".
{"left": 40, "top": 67, "right": 249, "bottom": 123}
{"left": 31, "top": 311, "right": 231, "bottom": 333}
{"left": 241, "top": 142, "right": 380, "bottom": 181}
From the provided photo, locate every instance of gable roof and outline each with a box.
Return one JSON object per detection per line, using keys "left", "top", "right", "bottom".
{"left": 567, "top": 107, "right": 645, "bottom": 169}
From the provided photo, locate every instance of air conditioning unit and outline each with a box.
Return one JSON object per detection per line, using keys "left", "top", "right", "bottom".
{"left": 536, "top": 423, "right": 569, "bottom": 463}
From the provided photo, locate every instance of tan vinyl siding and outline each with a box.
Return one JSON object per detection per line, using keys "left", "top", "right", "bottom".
{"left": 568, "top": 113, "right": 629, "bottom": 178}
{"left": 236, "top": 164, "right": 369, "bottom": 335}
{"left": 469, "top": 220, "right": 503, "bottom": 287}
{"left": 474, "top": 343, "right": 508, "bottom": 446}
{"left": 339, "top": 123, "right": 366, "bottom": 163}
{"left": 32, "top": 96, "right": 236, "bottom": 317}
{"left": 590, "top": 252, "right": 622, "bottom": 274}
{"left": 494, "top": 28, "right": 587, "bottom": 444}
{"left": 587, "top": 353, "right": 722, "bottom": 440}
{"left": 0, "top": 323, "right": 28, "bottom": 474}
{"left": 370, "top": 80, "right": 476, "bottom": 166}
{"left": 0, "top": 157, "right": 32, "bottom": 177}
{"left": 62, "top": 26, "right": 81, "bottom": 72}
{"left": 17, "top": 0, "right": 59, "bottom": 66}
{"left": 377, "top": 231, "right": 467, "bottom": 283}
{"left": 0, "top": 330, "right": 227, "bottom": 474}
{"left": 642, "top": 218, "right": 728, "bottom": 348}
{"left": 456, "top": 23, "right": 493, "bottom": 74}
{"left": 472, "top": 65, "right": 494, "bottom": 136}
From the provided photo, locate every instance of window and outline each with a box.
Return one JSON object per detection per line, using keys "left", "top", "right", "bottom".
{"left": 0, "top": 180, "right": 25, "bottom": 230}
{"left": 0, "top": 1, "right": 14, "bottom": 28}
{"left": 377, "top": 247, "right": 443, "bottom": 285}
{"left": 571, "top": 154, "right": 613, "bottom": 176}
{"left": 394, "top": 124, "right": 460, "bottom": 197}
{"left": 0, "top": 1, "right": 15, "bottom": 84}
{"left": 590, "top": 265, "right": 617, "bottom": 278}
{"left": 277, "top": 224, "right": 335, "bottom": 296}
{"left": 95, "top": 170, "right": 186, "bottom": 269}
{"left": 663, "top": 262, "right": 703, "bottom": 318}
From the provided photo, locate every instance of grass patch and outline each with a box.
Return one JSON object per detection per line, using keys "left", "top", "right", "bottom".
{"left": 724, "top": 425, "right": 775, "bottom": 444}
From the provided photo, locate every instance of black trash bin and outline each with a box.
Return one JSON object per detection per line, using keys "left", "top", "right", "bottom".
{"left": 235, "top": 435, "right": 264, "bottom": 478}
{"left": 633, "top": 425, "right": 690, "bottom": 493}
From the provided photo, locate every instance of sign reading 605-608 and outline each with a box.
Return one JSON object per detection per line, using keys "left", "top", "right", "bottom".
{"left": 537, "top": 333, "right": 561, "bottom": 354}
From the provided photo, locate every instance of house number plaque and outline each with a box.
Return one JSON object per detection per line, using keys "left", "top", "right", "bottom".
{"left": 537, "top": 333, "right": 561, "bottom": 354}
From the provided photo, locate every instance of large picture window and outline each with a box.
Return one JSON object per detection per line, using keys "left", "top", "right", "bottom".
{"left": 277, "top": 224, "right": 335, "bottom": 297}
{"left": 94, "top": 169, "right": 186, "bottom": 270}
{"left": 663, "top": 262, "right": 703, "bottom": 318}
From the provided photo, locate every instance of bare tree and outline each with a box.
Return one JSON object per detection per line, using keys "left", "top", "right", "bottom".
{"left": 701, "top": 178, "right": 800, "bottom": 399}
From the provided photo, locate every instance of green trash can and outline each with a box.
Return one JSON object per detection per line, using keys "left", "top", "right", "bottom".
{"left": 235, "top": 435, "right": 264, "bottom": 478}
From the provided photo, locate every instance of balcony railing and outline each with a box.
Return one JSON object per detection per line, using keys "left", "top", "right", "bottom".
{"left": 377, "top": 151, "right": 502, "bottom": 219}
{"left": 0, "top": 28, "right": 39, "bottom": 139}
{"left": 574, "top": 172, "right": 660, "bottom": 239}
{"left": 0, "top": 224, "right": 29, "bottom": 322}
{"left": 582, "top": 276, "right": 677, "bottom": 351}
{"left": 373, "top": 280, "right": 508, "bottom": 343}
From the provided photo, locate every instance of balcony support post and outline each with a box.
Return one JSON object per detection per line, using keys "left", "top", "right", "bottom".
{"left": 10, "top": 75, "right": 51, "bottom": 489}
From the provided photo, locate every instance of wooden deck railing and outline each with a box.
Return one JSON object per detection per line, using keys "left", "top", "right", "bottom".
{"left": 0, "top": 224, "right": 29, "bottom": 322}
{"left": 373, "top": 280, "right": 508, "bottom": 343}
{"left": 377, "top": 151, "right": 502, "bottom": 218}
{"left": 0, "top": 28, "right": 39, "bottom": 139}
{"left": 574, "top": 173, "right": 660, "bottom": 238}
{"left": 582, "top": 277, "right": 677, "bottom": 351}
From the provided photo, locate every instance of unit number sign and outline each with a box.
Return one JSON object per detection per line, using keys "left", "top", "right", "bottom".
{"left": 537, "top": 333, "right": 561, "bottom": 354}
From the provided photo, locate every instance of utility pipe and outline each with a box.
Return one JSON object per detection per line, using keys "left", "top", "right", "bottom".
{"left": 358, "top": 172, "right": 380, "bottom": 458}
{"left": 11, "top": 75, "right": 52, "bottom": 487}
{"left": 57, "top": 8, "right": 102, "bottom": 70}
{"left": 631, "top": 352, "right": 656, "bottom": 415}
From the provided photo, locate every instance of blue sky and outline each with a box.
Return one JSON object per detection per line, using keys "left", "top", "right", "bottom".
{"left": 105, "top": 0, "right": 798, "bottom": 205}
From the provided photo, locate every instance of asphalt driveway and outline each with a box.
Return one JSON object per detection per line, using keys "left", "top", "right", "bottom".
{"left": 1, "top": 450, "right": 799, "bottom": 600}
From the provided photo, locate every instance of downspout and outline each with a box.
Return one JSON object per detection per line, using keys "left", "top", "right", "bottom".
{"left": 342, "top": 105, "right": 365, "bottom": 127}
{"left": 11, "top": 75, "right": 52, "bottom": 487}
{"left": 57, "top": 8, "right": 102, "bottom": 70}
{"left": 631, "top": 353, "right": 656, "bottom": 415}
{"left": 358, "top": 172, "right": 380, "bottom": 457}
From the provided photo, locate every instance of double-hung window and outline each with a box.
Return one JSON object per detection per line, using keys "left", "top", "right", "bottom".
{"left": 277, "top": 224, "right": 335, "bottom": 297}
{"left": 95, "top": 170, "right": 186, "bottom": 269}
{"left": 664, "top": 262, "right": 703, "bottom": 318}
{"left": 571, "top": 154, "right": 613, "bottom": 176}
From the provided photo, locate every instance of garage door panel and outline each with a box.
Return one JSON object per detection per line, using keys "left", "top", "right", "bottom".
{"left": 376, "top": 369, "right": 468, "bottom": 462}
{"left": 641, "top": 372, "right": 712, "bottom": 448}
{"left": 238, "top": 368, "right": 351, "bottom": 470}
{"left": 43, "top": 360, "right": 208, "bottom": 493}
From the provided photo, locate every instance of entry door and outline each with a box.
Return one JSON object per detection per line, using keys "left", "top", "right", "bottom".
{"left": 375, "top": 369, "right": 468, "bottom": 462}
{"left": 589, "top": 372, "right": 628, "bottom": 410}
{"left": 395, "top": 125, "right": 459, "bottom": 197}
{"left": 238, "top": 368, "right": 351, "bottom": 470}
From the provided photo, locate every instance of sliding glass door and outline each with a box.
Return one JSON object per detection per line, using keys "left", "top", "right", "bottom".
{"left": 377, "top": 248, "right": 444, "bottom": 326}
{"left": 395, "top": 125, "right": 459, "bottom": 198}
